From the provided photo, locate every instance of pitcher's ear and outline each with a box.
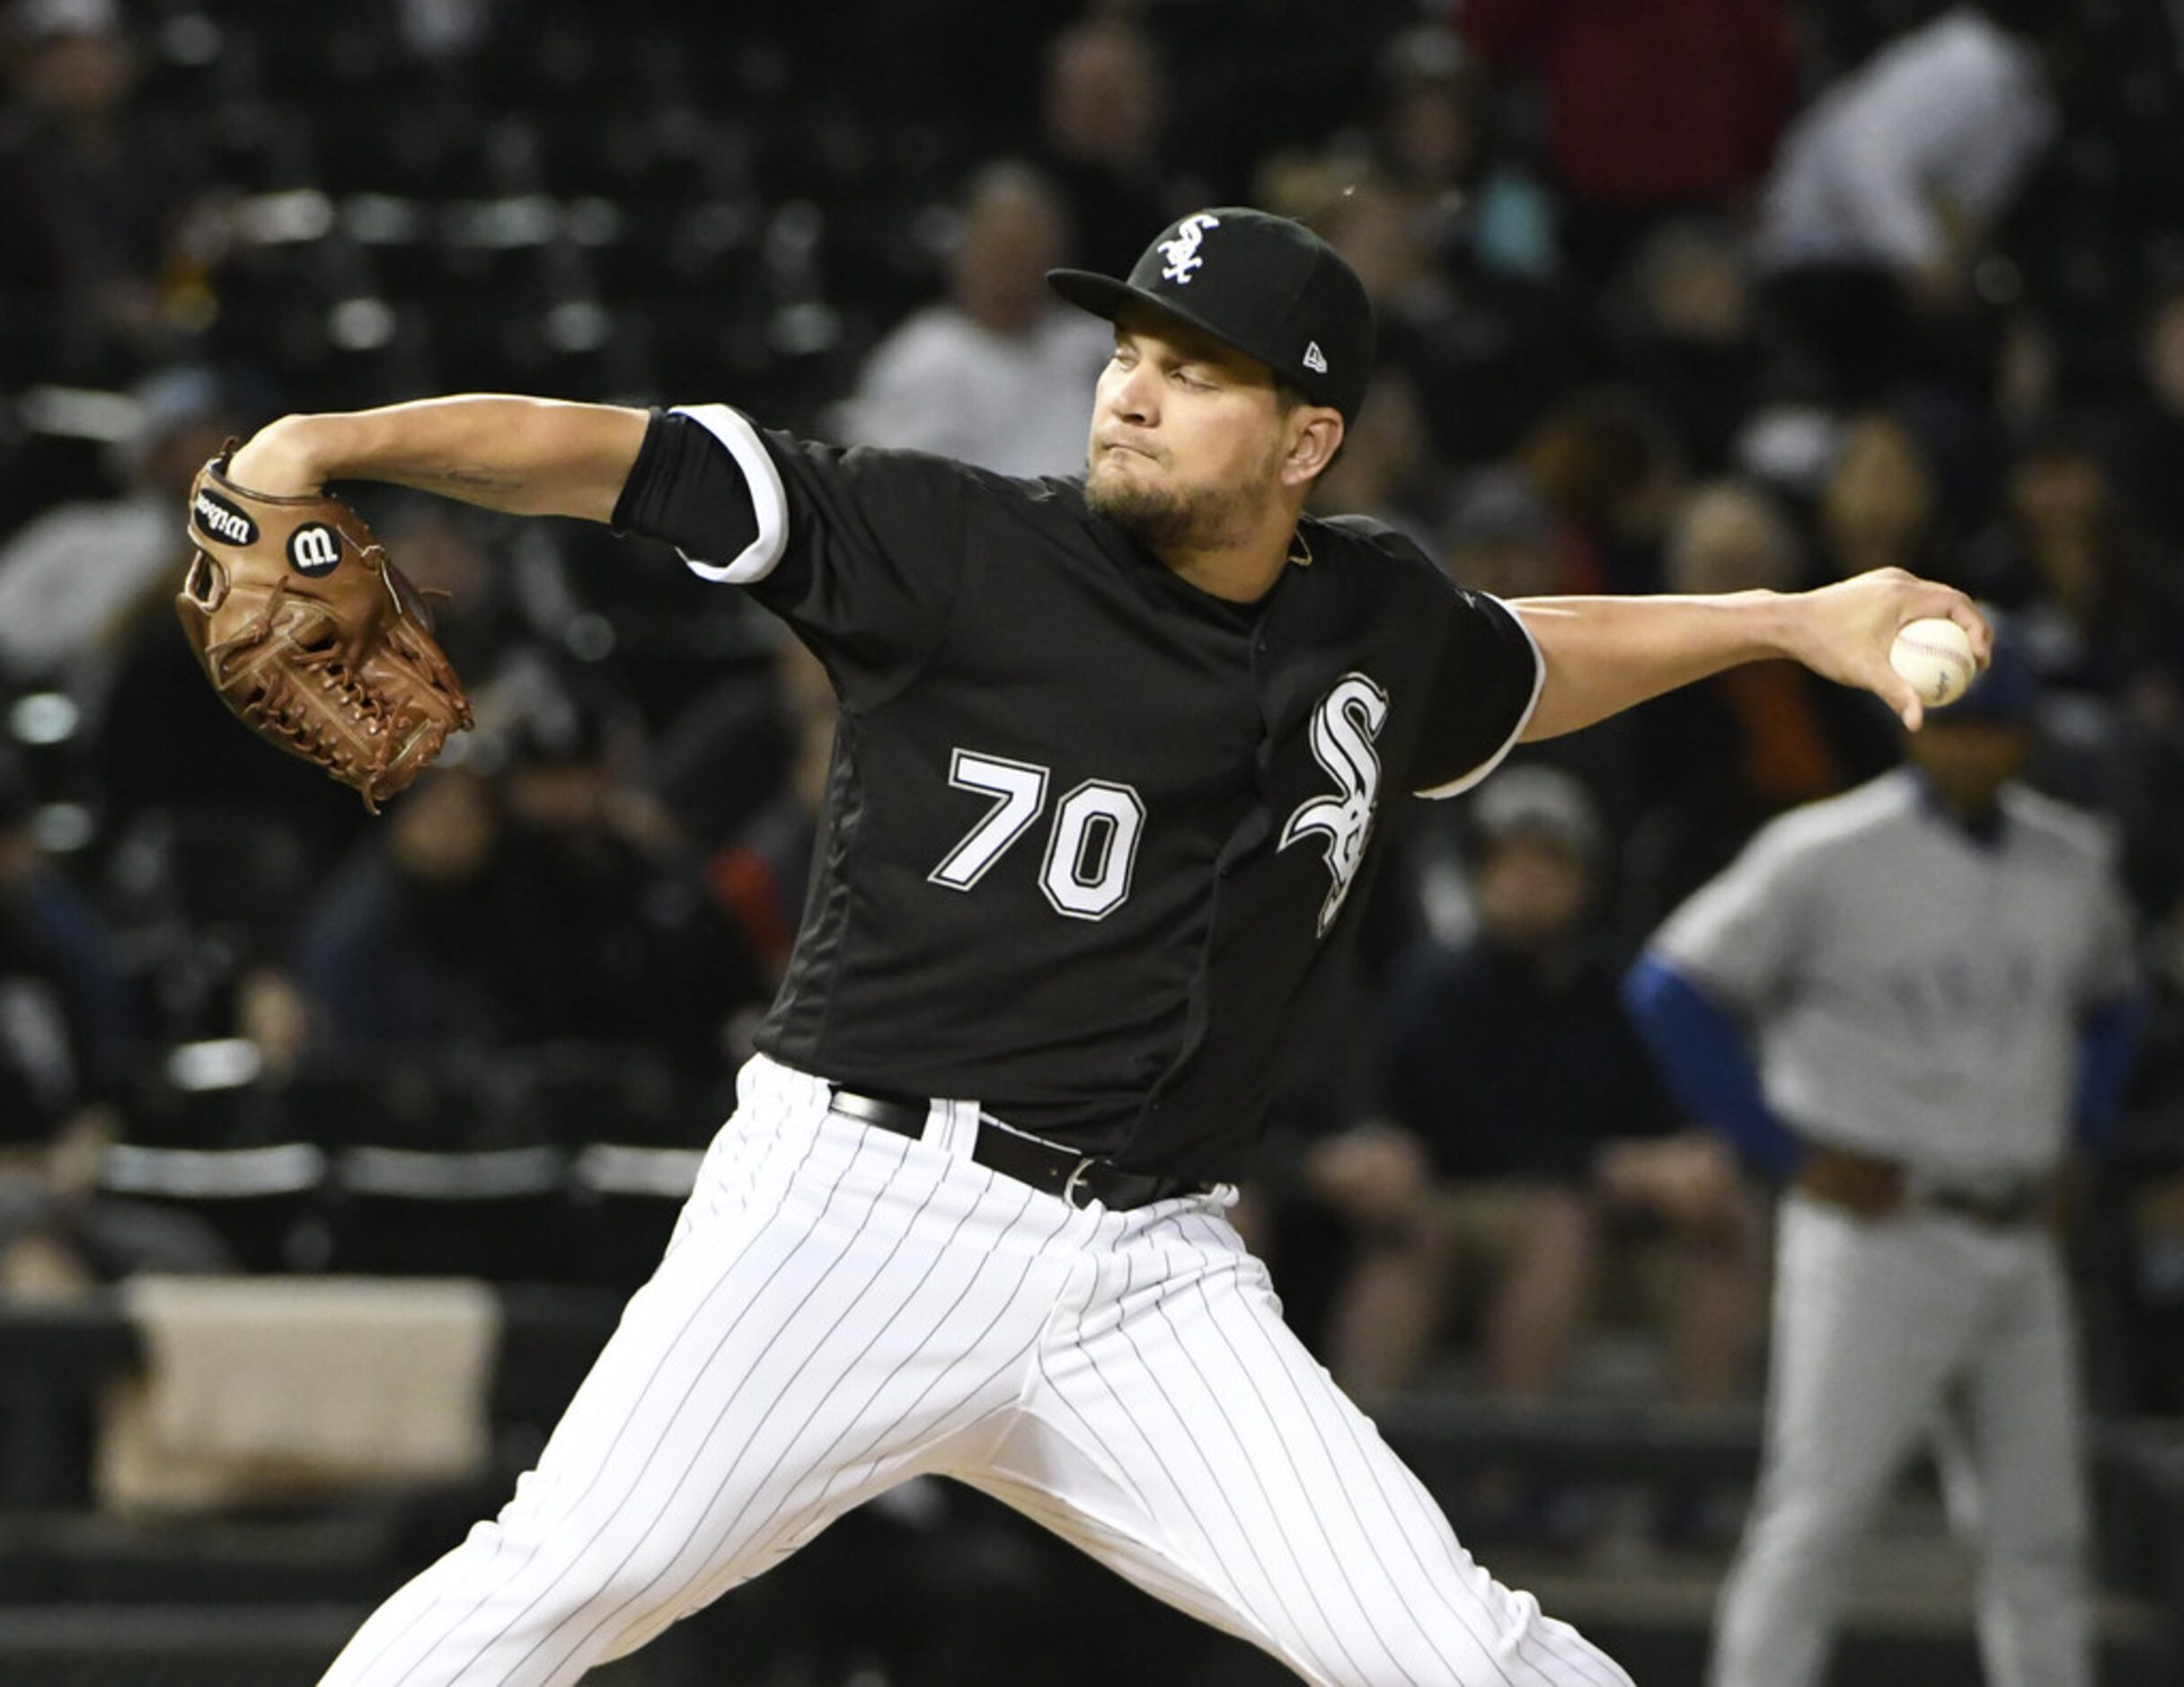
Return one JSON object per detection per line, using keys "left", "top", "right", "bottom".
{"left": 1283, "top": 409, "right": 1345, "bottom": 486}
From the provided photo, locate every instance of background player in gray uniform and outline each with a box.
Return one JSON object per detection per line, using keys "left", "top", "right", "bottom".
{"left": 215, "top": 207, "right": 1985, "bottom": 1685}
{"left": 1626, "top": 640, "right": 2144, "bottom": 1687}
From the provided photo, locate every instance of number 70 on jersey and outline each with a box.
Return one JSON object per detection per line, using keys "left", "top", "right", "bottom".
{"left": 927, "top": 749, "right": 1145, "bottom": 921}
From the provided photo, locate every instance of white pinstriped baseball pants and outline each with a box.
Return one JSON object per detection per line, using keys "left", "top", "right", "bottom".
{"left": 321, "top": 1053, "right": 1631, "bottom": 1686}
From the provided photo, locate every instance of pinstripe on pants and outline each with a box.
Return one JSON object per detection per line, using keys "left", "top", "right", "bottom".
{"left": 319, "top": 1054, "right": 1631, "bottom": 1687}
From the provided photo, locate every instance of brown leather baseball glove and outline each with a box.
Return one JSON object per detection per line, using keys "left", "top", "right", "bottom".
{"left": 177, "top": 447, "right": 473, "bottom": 811}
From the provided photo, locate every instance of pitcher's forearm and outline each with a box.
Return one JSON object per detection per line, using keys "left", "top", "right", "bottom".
{"left": 1511, "top": 593, "right": 1798, "bottom": 740}
{"left": 1509, "top": 570, "right": 1990, "bottom": 739}
{"left": 228, "top": 397, "right": 650, "bottom": 523}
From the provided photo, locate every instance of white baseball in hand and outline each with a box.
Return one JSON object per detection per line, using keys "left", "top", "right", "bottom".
{"left": 1888, "top": 617, "right": 1977, "bottom": 708}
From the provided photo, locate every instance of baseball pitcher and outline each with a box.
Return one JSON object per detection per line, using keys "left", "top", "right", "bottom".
{"left": 198, "top": 208, "right": 1988, "bottom": 1686}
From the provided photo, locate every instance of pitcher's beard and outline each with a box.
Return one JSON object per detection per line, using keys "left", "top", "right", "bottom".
{"left": 1085, "top": 452, "right": 1276, "bottom": 554}
{"left": 1085, "top": 471, "right": 1201, "bottom": 551}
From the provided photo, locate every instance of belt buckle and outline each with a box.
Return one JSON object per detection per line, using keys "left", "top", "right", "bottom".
{"left": 1062, "top": 1156, "right": 1097, "bottom": 1209}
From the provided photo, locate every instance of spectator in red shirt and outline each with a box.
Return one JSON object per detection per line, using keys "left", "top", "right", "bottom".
{"left": 1461, "top": 0, "right": 1798, "bottom": 283}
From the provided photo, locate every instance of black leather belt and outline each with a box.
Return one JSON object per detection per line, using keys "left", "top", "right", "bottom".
{"left": 1918, "top": 1180, "right": 2050, "bottom": 1228}
{"left": 827, "top": 1085, "right": 1207, "bottom": 1212}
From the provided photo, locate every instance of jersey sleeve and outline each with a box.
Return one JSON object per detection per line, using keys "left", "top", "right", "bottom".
{"left": 612, "top": 404, "right": 969, "bottom": 704}
{"left": 1408, "top": 587, "right": 1545, "bottom": 798}
{"left": 2075, "top": 846, "right": 2140, "bottom": 1008}
{"left": 1646, "top": 818, "right": 1816, "bottom": 1011}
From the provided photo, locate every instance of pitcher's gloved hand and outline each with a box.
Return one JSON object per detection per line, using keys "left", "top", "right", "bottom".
{"left": 178, "top": 446, "right": 473, "bottom": 811}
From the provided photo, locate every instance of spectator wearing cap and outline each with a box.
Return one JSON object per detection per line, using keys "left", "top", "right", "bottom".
{"left": 1304, "top": 766, "right": 1764, "bottom": 1435}
{"left": 1435, "top": 465, "right": 1578, "bottom": 601}
{"left": 1376, "top": 467, "right": 1657, "bottom": 869}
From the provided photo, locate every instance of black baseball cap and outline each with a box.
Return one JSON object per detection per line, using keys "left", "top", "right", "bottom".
{"left": 1048, "top": 207, "right": 1375, "bottom": 427}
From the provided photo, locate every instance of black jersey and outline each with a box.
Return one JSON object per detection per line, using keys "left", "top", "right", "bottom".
{"left": 615, "top": 405, "right": 1542, "bottom": 1179}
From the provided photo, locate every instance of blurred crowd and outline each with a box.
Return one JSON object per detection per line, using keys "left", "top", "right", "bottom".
{"left": 2, "top": 0, "right": 2183, "bottom": 1489}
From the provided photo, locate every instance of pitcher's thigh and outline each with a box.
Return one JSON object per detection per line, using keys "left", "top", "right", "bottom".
{"left": 324, "top": 1127, "right": 1024, "bottom": 1685}
{"left": 979, "top": 1241, "right": 1631, "bottom": 1686}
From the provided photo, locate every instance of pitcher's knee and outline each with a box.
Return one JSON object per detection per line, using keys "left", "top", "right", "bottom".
{"left": 1285, "top": 1580, "right": 1629, "bottom": 1685}
{"left": 421, "top": 1513, "right": 708, "bottom": 1677}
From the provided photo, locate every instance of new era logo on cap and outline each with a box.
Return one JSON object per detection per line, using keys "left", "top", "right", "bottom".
{"left": 1047, "top": 206, "right": 1375, "bottom": 426}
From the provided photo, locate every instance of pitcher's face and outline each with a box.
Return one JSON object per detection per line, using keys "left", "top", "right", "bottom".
{"left": 1084, "top": 310, "right": 1292, "bottom": 553}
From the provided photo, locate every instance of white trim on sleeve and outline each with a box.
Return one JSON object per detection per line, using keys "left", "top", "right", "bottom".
{"left": 1413, "top": 596, "right": 1546, "bottom": 799}
{"left": 668, "top": 403, "right": 790, "bottom": 584}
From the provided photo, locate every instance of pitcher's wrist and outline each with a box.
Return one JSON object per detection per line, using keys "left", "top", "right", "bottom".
{"left": 225, "top": 414, "right": 334, "bottom": 497}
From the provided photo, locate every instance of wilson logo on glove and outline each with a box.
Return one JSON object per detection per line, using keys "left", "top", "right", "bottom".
{"left": 287, "top": 523, "right": 342, "bottom": 576}
{"left": 191, "top": 488, "right": 259, "bottom": 547}
{"left": 177, "top": 446, "right": 473, "bottom": 811}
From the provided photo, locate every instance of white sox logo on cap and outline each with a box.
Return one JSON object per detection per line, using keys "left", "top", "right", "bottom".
{"left": 1048, "top": 205, "right": 1375, "bottom": 425}
{"left": 1157, "top": 213, "right": 1220, "bottom": 284}
{"left": 287, "top": 523, "right": 342, "bottom": 576}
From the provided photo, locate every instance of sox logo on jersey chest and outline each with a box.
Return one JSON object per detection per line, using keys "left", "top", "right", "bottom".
{"left": 1279, "top": 672, "right": 1389, "bottom": 935}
